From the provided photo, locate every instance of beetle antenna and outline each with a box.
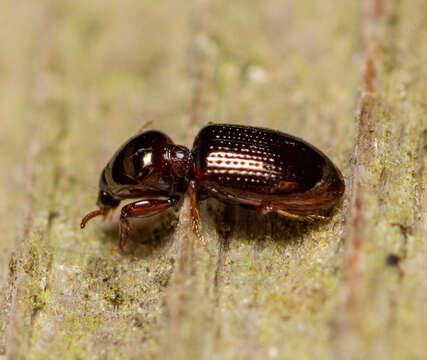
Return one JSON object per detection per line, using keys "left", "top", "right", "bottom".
{"left": 138, "top": 119, "right": 154, "bottom": 133}
{"left": 80, "top": 208, "right": 108, "bottom": 229}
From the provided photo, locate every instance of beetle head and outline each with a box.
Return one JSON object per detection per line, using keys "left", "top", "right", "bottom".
{"left": 96, "top": 190, "right": 120, "bottom": 209}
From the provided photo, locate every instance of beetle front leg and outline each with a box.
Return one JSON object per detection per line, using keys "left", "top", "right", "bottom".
{"left": 119, "top": 197, "right": 179, "bottom": 250}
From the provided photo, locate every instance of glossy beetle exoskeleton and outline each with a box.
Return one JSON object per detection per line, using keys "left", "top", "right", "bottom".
{"left": 81, "top": 124, "right": 345, "bottom": 249}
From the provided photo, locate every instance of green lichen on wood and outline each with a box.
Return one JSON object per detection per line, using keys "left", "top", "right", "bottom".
{"left": 0, "top": 0, "right": 426, "bottom": 359}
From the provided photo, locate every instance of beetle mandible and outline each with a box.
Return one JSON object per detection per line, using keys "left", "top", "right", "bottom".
{"left": 81, "top": 124, "right": 345, "bottom": 249}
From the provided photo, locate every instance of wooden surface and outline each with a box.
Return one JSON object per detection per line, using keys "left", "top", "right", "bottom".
{"left": 0, "top": 0, "right": 426, "bottom": 359}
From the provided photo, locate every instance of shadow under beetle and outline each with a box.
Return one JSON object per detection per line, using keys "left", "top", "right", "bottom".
{"left": 81, "top": 124, "right": 345, "bottom": 249}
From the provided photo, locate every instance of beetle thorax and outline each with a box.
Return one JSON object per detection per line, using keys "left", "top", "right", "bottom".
{"left": 168, "top": 145, "right": 193, "bottom": 183}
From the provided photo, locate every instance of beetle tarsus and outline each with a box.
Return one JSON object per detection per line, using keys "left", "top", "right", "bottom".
{"left": 275, "top": 209, "right": 330, "bottom": 222}
{"left": 305, "top": 214, "right": 331, "bottom": 222}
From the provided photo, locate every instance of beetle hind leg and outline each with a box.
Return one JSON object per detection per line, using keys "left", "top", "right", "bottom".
{"left": 275, "top": 209, "right": 330, "bottom": 222}
{"left": 259, "top": 202, "right": 330, "bottom": 222}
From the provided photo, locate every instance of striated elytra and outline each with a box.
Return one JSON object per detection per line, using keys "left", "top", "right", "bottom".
{"left": 81, "top": 124, "right": 345, "bottom": 249}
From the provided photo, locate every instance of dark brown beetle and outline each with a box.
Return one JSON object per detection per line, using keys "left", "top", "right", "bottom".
{"left": 81, "top": 124, "right": 345, "bottom": 248}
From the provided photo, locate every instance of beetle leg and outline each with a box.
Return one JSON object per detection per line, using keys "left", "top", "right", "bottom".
{"left": 259, "top": 202, "right": 330, "bottom": 222}
{"left": 188, "top": 180, "right": 207, "bottom": 249}
{"left": 275, "top": 209, "right": 330, "bottom": 222}
{"left": 119, "top": 197, "right": 179, "bottom": 250}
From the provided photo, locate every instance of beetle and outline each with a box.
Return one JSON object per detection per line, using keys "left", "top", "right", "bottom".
{"left": 81, "top": 124, "right": 345, "bottom": 249}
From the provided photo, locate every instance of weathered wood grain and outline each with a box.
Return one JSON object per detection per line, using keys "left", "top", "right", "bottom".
{"left": 0, "top": 0, "right": 425, "bottom": 359}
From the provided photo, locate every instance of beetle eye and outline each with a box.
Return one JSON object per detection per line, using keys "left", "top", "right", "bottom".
{"left": 97, "top": 191, "right": 120, "bottom": 209}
